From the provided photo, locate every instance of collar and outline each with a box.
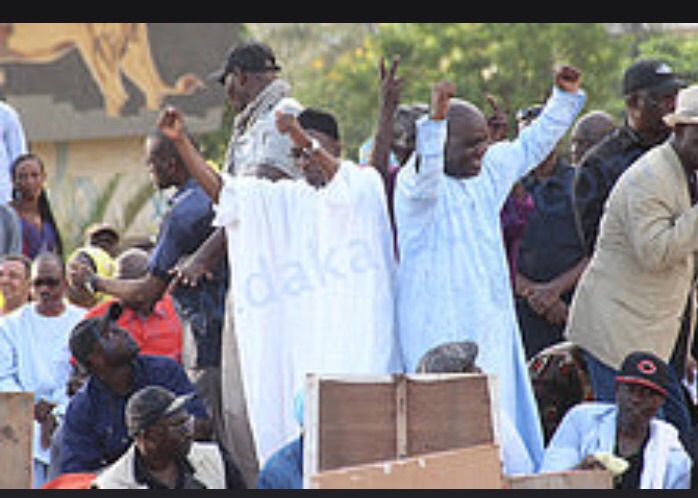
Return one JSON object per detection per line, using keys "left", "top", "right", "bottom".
{"left": 169, "top": 178, "right": 199, "bottom": 206}
{"left": 133, "top": 447, "right": 200, "bottom": 490}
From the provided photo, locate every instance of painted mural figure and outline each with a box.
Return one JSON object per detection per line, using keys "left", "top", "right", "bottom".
{"left": 0, "top": 23, "right": 203, "bottom": 117}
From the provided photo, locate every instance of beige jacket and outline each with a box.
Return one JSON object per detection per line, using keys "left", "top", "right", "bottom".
{"left": 567, "top": 142, "right": 698, "bottom": 370}
{"left": 93, "top": 443, "right": 226, "bottom": 489}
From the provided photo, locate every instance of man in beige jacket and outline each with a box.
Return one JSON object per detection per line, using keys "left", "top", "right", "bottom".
{"left": 566, "top": 85, "right": 698, "bottom": 472}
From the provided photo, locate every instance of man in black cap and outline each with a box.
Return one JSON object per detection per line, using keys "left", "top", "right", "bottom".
{"left": 93, "top": 386, "right": 245, "bottom": 489}
{"left": 59, "top": 303, "right": 211, "bottom": 475}
{"left": 541, "top": 352, "right": 692, "bottom": 489}
{"left": 573, "top": 59, "right": 685, "bottom": 257}
{"left": 168, "top": 40, "right": 304, "bottom": 487}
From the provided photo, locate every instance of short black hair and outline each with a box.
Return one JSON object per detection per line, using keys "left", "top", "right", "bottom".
{"left": 69, "top": 303, "right": 124, "bottom": 370}
{"left": 298, "top": 108, "right": 341, "bottom": 142}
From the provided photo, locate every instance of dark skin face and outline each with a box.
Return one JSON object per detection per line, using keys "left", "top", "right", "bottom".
{"left": 443, "top": 99, "right": 491, "bottom": 179}
{"left": 672, "top": 124, "right": 698, "bottom": 172}
{"left": 626, "top": 88, "right": 678, "bottom": 146}
{"left": 136, "top": 409, "right": 194, "bottom": 488}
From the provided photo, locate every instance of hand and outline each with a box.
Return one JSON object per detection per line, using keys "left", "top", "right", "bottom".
{"left": 34, "top": 399, "right": 56, "bottom": 424}
{"left": 576, "top": 455, "right": 607, "bottom": 472}
{"left": 275, "top": 111, "right": 302, "bottom": 137}
{"left": 276, "top": 111, "right": 314, "bottom": 153}
{"left": 486, "top": 95, "right": 509, "bottom": 142}
{"left": 379, "top": 56, "right": 405, "bottom": 115}
{"left": 554, "top": 65, "right": 582, "bottom": 94}
{"left": 158, "top": 106, "right": 187, "bottom": 143}
{"left": 431, "top": 81, "right": 456, "bottom": 121}
{"left": 67, "top": 259, "right": 96, "bottom": 293}
{"left": 168, "top": 256, "right": 213, "bottom": 290}
{"left": 543, "top": 300, "right": 569, "bottom": 326}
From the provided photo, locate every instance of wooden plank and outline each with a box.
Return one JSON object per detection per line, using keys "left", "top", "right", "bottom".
{"left": 406, "top": 375, "right": 495, "bottom": 457}
{"left": 304, "top": 373, "right": 498, "bottom": 487}
{"left": 311, "top": 445, "right": 503, "bottom": 490}
{"left": 0, "top": 392, "right": 34, "bottom": 489}
{"left": 505, "top": 470, "right": 614, "bottom": 490}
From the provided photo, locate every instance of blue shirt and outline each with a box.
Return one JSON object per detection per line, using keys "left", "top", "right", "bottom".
{"left": 149, "top": 178, "right": 228, "bottom": 368}
{"left": 256, "top": 437, "right": 303, "bottom": 490}
{"left": 59, "top": 355, "right": 208, "bottom": 474}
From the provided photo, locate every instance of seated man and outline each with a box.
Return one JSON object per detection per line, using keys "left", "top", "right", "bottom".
{"left": 59, "top": 302, "right": 211, "bottom": 475}
{"left": 93, "top": 386, "right": 245, "bottom": 489}
{"left": 540, "top": 352, "right": 692, "bottom": 489}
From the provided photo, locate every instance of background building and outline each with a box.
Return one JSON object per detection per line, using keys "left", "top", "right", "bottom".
{"left": 0, "top": 23, "right": 242, "bottom": 252}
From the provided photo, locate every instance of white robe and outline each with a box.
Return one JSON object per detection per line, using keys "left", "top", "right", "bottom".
{"left": 395, "top": 87, "right": 586, "bottom": 469}
{"left": 0, "top": 302, "right": 85, "bottom": 465}
{"left": 214, "top": 162, "right": 403, "bottom": 463}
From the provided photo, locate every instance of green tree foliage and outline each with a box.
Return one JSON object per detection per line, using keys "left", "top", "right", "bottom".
{"left": 296, "top": 23, "right": 632, "bottom": 157}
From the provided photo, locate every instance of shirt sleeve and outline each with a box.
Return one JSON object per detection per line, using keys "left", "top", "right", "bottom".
{"left": 395, "top": 118, "right": 447, "bottom": 239}
{"left": 60, "top": 394, "right": 106, "bottom": 473}
{"left": 2, "top": 104, "right": 28, "bottom": 161}
{"left": 539, "top": 405, "right": 588, "bottom": 473}
{"left": 0, "top": 325, "right": 22, "bottom": 392}
{"left": 485, "top": 87, "right": 587, "bottom": 209}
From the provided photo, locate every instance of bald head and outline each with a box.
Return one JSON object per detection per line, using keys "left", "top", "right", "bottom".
{"left": 571, "top": 111, "right": 617, "bottom": 165}
{"left": 444, "top": 99, "right": 490, "bottom": 179}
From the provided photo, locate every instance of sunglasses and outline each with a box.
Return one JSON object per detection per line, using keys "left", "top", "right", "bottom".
{"left": 32, "top": 277, "right": 61, "bottom": 288}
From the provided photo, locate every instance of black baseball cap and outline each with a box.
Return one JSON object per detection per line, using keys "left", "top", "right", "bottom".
{"left": 126, "top": 386, "right": 195, "bottom": 438}
{"left": 209, "top": 41, "right": 281, "bottom": 84}
{"left": 69, "top": 302, "right": 124, "bottom": 369}
{"left": 623, "top": 59, "right": 686, "bottom": 96}
{"left": 616, "top": 351, "right": 670, "bottom": 397}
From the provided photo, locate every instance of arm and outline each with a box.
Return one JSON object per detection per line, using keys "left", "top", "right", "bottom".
{"left": 369, "top": 56, "right": 404, "bottom": 184}
{"left": 170, "top": 228, "right": 227, "bottom": 288}
{"left": 0, "top": 327, "right": 22, "bottom": 392}
{"left": 487, "top": 66, "right": 586, "bottom": 205}
{"left": 275, "top": 112, "right": 340, "bottom": 182}
{"left": 394, "top": 82, "right": 453, "bottom": 233}
{"left": 3, "top": 105, "right": 28, "bottom": 160}
{"left": 68, "top": 261, "right": 169, "bottom": 313}
{"left": 626, "top": 171, "right": 698, "bottom": 272}
{"left": 158, "top": 107, "right": 223, "bottom": 203}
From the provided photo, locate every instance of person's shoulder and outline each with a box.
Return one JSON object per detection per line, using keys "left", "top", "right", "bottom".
{"left": 137, "top": 354, "right": 181, "bottom": 371}
{"left": 274, "top": 97, "right": 303, "bottom": 115}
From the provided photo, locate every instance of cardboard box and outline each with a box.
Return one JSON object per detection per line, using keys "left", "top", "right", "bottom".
{"left": 0, "top": 392, "right": 34, "bottom": 489}
{"left": 311, "top": 445, "right": 503, "bottom": 490}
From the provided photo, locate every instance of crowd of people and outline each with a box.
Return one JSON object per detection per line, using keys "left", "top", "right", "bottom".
{"left": 1, "top": 38, "right": 698, "bottom": 489}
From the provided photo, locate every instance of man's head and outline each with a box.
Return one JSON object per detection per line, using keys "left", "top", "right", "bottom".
{"left": 0, "top": 254, "right": 31, "bottom": 314}
{"left": 615, "top": 352, "right": 669, "bottom": 428}
{"left": 443, "top": 100, "right": 491, "bottom": 180}
{"left": 393, "top": 104, "right": 429, "bottom": 166}
{"left": 31, "top": 252, "right": 68, "bottom": 317}
{"left": 623, "top": 59, "right": 684, "bottom": 145}
{"left": 294, "top": 108, "right": 342, "bottom": 187}
{"left": 210, "top": 41, "right": 281, "bottom": 113}
{"left": 126, "top": 386, "right": 194, "bottom": 462}
{"left": 665, "top": 85, "right": 698, "bottom": 171}
{"left": 70, "top": 302, "right": 140, "bottom": 375}
{"left": 570, "top": 111, "right": 618, "bottom": 165}
{"left": 145, "top": 130, "right": 191, "bottom": 190}
{"left": 85, "top": 223, "right": 121, "bottom": 258}
{"left": 416, "top": 341, "right": 481, "bottom": 374}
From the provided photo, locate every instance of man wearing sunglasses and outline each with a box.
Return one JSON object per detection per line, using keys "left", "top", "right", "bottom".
{"left": 0, "top": 252, "right": 85, "bottom": 487}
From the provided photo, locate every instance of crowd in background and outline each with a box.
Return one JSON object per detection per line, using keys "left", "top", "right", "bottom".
{"left": 1, "top": 39, "right": 698, "bottom": 489}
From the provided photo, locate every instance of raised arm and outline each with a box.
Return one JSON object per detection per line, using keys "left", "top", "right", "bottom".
{"left": 158, "top": 107, "right": 223, "bottom": 203}
{"left": 369, "top": 56, "right": 404, "bottom": 183}
{"left": 275, "top": 111, "right": 341, "bottom": 183}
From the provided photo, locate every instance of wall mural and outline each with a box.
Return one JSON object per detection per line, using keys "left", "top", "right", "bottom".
{"left": 0, "top": 23, "right": 241, "bottom": 141}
